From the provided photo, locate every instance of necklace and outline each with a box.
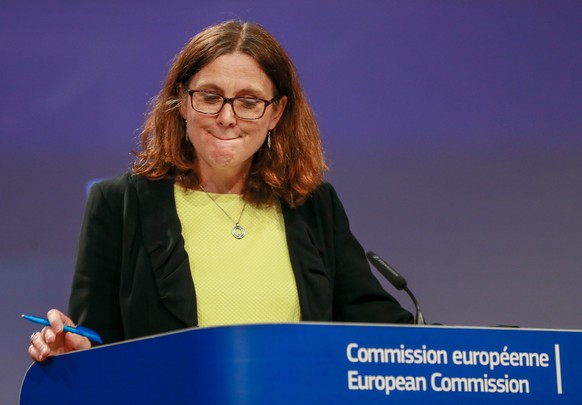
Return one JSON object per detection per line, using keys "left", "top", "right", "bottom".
{"left": 199, "top": 186, "right": 247, "bottom": 239}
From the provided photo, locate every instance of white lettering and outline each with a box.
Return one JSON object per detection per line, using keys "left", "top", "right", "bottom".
{"left": 451, "top": 347, "right": 551, "bottom": 371}
{"left": 346, "top": 343, "right": 448, "bottom": 365}
{"left": 431, "top": 372, "right": 530, "bottom": 394}
{"left": 347, "top": 370, "right": 427, "bottom": 396}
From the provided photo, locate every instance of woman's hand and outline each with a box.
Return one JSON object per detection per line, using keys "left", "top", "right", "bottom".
{"left": 27, "top": 309, "right": 91, "bottom": 362}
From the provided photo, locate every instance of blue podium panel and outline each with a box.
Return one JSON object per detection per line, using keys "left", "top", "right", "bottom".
{"left": 21, "top": 323, "right": 582, "bottom": 404}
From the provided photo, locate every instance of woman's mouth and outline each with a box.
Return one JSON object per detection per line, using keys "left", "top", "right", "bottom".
{"left": 210, "top": 132, "right": 241, "bottom": 141}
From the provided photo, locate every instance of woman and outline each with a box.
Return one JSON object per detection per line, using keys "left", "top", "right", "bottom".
{"left": 28, "top": 20, "right": 412, "bottom": 362}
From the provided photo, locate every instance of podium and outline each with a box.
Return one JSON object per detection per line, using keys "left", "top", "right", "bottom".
{"left": 21, "top": 323, "right": 582, "bottom": 404}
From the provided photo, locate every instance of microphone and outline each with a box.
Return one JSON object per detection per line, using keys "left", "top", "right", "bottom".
{"left": 366, "top": 251, "right": 426, "bottom": 325}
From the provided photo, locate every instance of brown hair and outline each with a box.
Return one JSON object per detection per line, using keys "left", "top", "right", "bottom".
{"left": 132, "top": 20, "right": 327, "bottom": 207}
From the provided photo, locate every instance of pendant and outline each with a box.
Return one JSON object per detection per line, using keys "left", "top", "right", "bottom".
{"left": 232, "top": 223, "right": 246, "bottom": 239}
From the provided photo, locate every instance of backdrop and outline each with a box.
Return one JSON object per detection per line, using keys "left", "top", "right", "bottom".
{"left": 2, "top": 1, "right": 581, "bottom": 403}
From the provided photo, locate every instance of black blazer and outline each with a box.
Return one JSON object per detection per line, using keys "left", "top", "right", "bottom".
{"left": 69, "top": 173, "right": 412, "bottom": 344}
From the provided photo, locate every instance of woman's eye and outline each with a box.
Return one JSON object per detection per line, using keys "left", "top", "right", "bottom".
{"left": 237, "top": 98, "right": 261, "bottom": 109}
{"left": 202, "top": 94, "right": 222, "bottom": 104}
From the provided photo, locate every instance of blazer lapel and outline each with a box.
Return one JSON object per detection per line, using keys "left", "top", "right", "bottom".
{"left": 282, "top": 203, "right": 333, "bottom": 321}
{"left": 131, "top": 175, "right": 198, "bottom": 327}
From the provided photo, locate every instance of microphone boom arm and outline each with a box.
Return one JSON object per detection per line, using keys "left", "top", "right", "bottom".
{"left": 366, "top": 251, "right": 426, "bottom": 325}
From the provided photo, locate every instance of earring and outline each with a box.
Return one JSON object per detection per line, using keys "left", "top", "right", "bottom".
{"left": 184, "top": 119, "right": 189, "bottom": 143}
{"left": 267, "top": 130, "right": 272, "bottom": 149}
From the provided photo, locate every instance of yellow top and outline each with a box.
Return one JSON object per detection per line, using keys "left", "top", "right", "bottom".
{"left": 174, "top": 185, "right": 301, "bottom": 327}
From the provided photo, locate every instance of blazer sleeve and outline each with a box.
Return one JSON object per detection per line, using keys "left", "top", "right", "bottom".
{"left": 68, "top": 174, "right": 128, "bottom": 344}
{"left": 322, "top": 184, "right": 414, "bottom": 324}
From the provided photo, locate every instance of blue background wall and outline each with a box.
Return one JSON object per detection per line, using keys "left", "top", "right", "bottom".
{"left": 2, "top": 1, "right": 581, "bottom": 402}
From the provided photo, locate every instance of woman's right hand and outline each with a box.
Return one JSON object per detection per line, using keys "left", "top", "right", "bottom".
{"left": 27, "top": 309, "right": 91, "bottom": 362}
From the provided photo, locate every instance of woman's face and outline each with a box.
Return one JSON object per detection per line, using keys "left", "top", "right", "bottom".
{"left": 180, "top": 52, "right": 287, "bottom": 179}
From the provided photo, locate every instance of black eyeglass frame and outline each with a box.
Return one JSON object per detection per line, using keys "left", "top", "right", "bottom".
{"left": 186, "top": 89, "right": 278, "bottom": 120}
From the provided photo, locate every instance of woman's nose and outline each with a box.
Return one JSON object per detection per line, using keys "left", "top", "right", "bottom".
{"left": 216, "top": 100, "right": 237, "bottom": 126}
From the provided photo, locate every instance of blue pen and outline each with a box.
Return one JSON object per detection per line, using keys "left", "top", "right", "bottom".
{"left": 22, "top": 314, "right": 103, "bottom": 344}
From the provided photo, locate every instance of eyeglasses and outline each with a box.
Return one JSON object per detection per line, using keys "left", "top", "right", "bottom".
{"left": 186, "top": 90, "right": 277, "bottom": 120}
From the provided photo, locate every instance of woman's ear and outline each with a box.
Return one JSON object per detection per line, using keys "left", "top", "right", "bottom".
{"left": 179, "top": 102, "right": 187, "bottom": 120}
{"left": 178, "top": 88, "right": 188, "bottom": 119}
{"left": 269, "top": 96, "right": 288, "bottom": 129}
{"left": 178, "top": 90, "right": 188, "bottom": 119}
